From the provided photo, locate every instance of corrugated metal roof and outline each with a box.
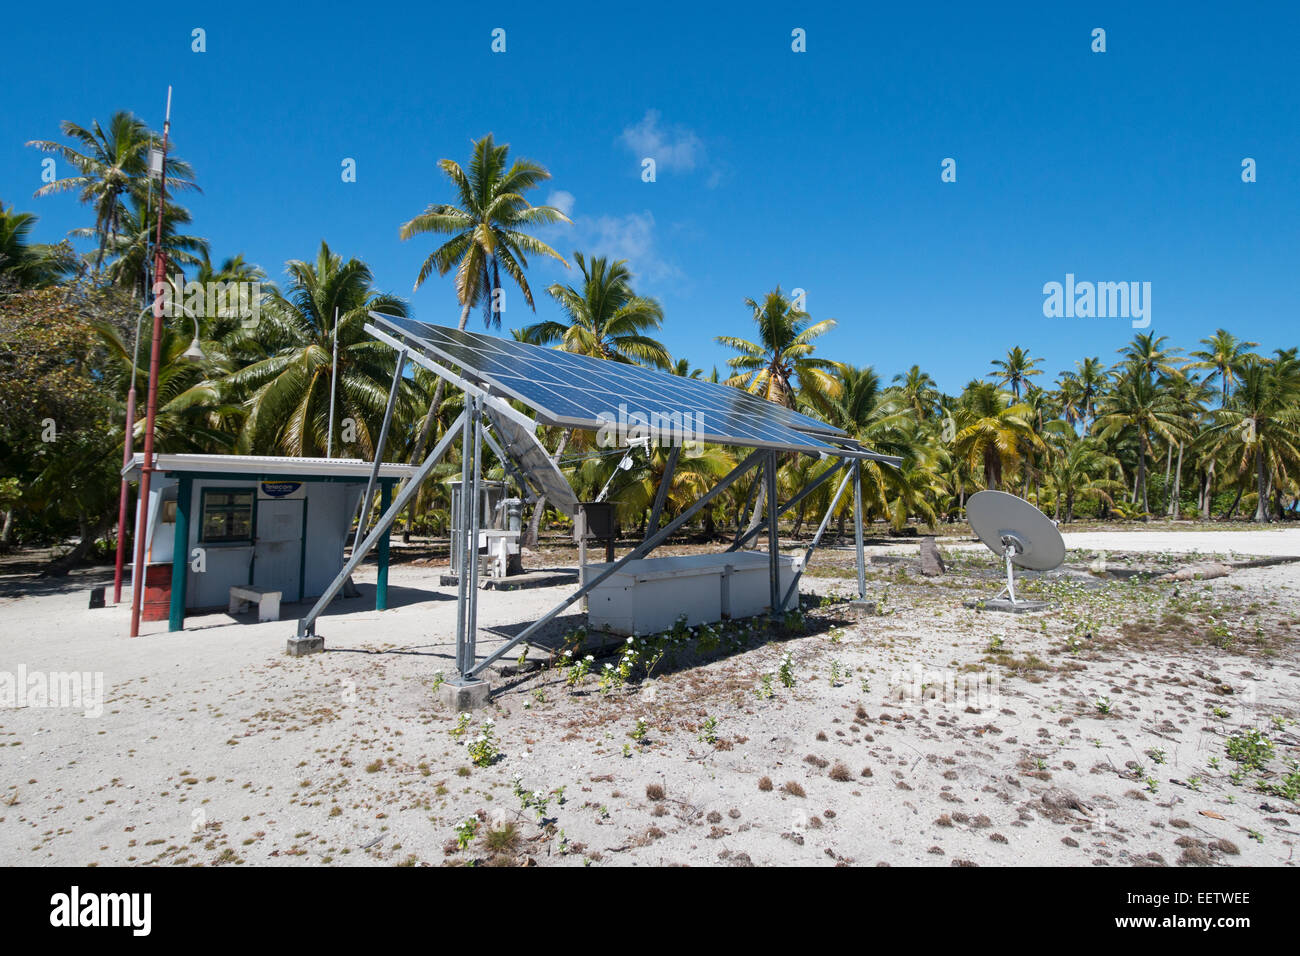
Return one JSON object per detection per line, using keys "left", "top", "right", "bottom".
{"left": 123, "top": 453, "right": 417, "bottom": 480}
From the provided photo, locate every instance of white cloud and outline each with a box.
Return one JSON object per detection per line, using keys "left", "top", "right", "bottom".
{"left": 578, "top": 211, "right": 673, "bottom": 279}
{"left": 539, "top": 192, "right": 682, "bottom": 286}
{"left": 620, "top": 110, "right": 703, "bottom": 173}
{"left": 546, "top": 189, "right": 575, "bottom": 218}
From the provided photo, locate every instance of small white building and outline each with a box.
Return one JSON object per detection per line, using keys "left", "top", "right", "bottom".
{"left": 124, "top": 454, "right": 415, "bottom": 631}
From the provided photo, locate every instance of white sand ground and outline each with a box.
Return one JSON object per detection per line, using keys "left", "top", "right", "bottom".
{"left": 2, "top": 529, "right": 1298, "bottom": 867}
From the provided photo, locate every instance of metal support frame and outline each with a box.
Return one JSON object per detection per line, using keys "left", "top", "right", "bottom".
{"left": 995, "top": 537, "right": 1021, "bottom": 604}
{"left": 453, "top": 399, "right": 485, "bottom": 679}
{"left": 645, "top": 444, "right": 680, "bottom": 541}
{"left": 467, "top": 449, "right": 767, "bottom": 678}
{"left": 729, "top": 458, "right": 847, "bottom": 552}
{"left": 733, "top": 472, "right": 762, "bottom": 549}
{"left": 351, "top": 349, "right": 406, "bottom": 556}
{"left": 781, "top": 463, "right": 855, "bottom": 610}
{"left": 298, "top": 319, "right": 902, "bottom": 691}
{"left": 296, "top": 410, "right": 466, "bottom": 638}
{"left": 853, "top": 460, "right": 866, "bottom": 600}
{"left": 765, "top": 450, "right": 781, "bottom": 618}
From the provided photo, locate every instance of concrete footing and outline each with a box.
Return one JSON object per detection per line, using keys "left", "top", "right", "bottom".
{"left": 438, "top": 679, "right": 491, "bottom": 711}
{"left": 849, "top": 599, "right": 879, "bottom": 615}
{"left": 963, "top": 598, "right": 1050, "bottom": 614}
{"left": 286, "top": 635, "right": 325, "bottom": 656}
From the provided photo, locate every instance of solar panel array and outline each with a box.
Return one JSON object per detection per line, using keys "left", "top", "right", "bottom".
{"left": 372, "top": 315, "right": 851, "bottom": 455}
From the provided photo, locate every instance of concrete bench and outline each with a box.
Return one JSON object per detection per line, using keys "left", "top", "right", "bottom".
{"left": 229, "top": 585, "right": 282, "bottom": 622}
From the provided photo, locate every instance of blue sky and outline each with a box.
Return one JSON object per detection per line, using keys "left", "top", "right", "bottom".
{"left": 3, "top": 1, "right": 1296, "bottom": 395}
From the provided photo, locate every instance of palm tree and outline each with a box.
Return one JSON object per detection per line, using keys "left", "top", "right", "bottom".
{"left": 716, "top": 287, "right": 843, "bottom": 543}
{"left": 519, "top": 253, "right": 670, "bottom": 367}
{"left": 1118, "top": 332, "right": 1183, "bottom": 382}
{"left": 669, "top": 358, "right": 705, "bottom": 379}
{"left": 27, "top": 111, "right": 198, "bottom": 272}
{"left": 989, "top": 346, "right": 1043, "bottom": 400}
{"left": 1057, "top": 356, "right": 1106, "bottom": 429}
{"left": 1050, "top": 437, "right": 1124, "bottom": 522}
{"left": 399, "top": 133, "right": 571, "bottom": 465}
{"left": 1095, "top": 370, "right": 1191, "bottom": 515}
{"left": 893, "top": 364, "right": 939, "bottom": 421}
{"left": 950, "top": 382, "right": 1042, "bottom": 491}
{"left": 192, "top": 252, "right": 268, "bottom": 340}
{"left": 1161, "top": 372, "right": 1212, "bottom": 517}
{"left": 515, "top": 253, "right": 670, "bottom": 545}
{"left": 815, "top": 365, "right": 938, "bottom": 533}
{"left": 216, "top": 242, "right": 417, "bottom": 457}
{"left": 716, "top": 286, "right": 842, "bottom": 409}
{"left": 1201, "top": 357, "right": 1300, "bottom": 522}
{"left": 75, "top": 194, "right": 208, "bottom": 299}
{"left": 0, "top": 202, "right": 73, "bottom": 289}
{"left": 1188, "top": 329, "right": 1259, "bottom": 406}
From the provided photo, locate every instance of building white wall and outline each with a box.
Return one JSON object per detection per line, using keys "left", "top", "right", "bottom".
{"left": 136, "top": 475, "right": 368, "bottom": 610}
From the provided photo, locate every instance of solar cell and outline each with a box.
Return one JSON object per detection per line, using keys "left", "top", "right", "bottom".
{"left": 370, "top": 315, "right": 855, "bottom": 455}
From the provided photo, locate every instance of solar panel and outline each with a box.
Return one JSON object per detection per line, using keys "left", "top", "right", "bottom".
{"left": 370, "top": 315, "right": 850, "bottom": 455}
{"left": 485, "top": 405, "right": 579, "bottom": 516}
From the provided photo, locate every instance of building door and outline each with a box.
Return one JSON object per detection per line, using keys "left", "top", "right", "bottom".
{"left": 253, "top": 498, "right": 304, "bottom": 603}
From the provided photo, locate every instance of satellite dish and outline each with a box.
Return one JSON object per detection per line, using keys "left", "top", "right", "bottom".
{"left": 966, "top": 490, "right": 1065, "bottom": 606}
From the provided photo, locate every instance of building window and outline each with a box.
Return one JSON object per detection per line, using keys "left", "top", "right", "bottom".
{"left": 200, "top": 489, "right": 255, "bottom": 543}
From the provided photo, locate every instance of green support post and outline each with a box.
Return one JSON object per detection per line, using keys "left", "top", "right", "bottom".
{"left": 168, "top": 476, "right": 192, "bottom": 632}
{"left": 376, "top": 480, "right": 392, "bottom": 610}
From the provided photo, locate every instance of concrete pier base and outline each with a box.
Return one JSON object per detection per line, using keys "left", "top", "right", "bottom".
{"left": 963, "top": 598, "right": 1050, "bottom": 614}
{"left": 438, "top": 679, "right": 491, "bottom": 711}
{"left": 286, "top": 635, "right": 325, "bottom": 656}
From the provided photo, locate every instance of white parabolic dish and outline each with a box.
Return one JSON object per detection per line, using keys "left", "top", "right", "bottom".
{"left": 966, "top": 490, "right": 1065, "bottom": 572}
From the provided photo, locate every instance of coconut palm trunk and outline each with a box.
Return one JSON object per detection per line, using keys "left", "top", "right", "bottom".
{"left": 1169, "top": 443, "right": 1184, "bottom": 517}
{"left": 1254, "top": 446, "right": 1270, "bottom": 523}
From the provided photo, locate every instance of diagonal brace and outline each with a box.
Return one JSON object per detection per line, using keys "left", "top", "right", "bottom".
{"left": 296, "top": 410, "right": 467, "bottom": 638}
{"left": 729, "top": 458, "right": 847, "bottom": 552}
{"left": 780, "top": 463, "right": 855, "bottom": 610}
{"left": 467, "top": 449, "right": 766, "bottom": 678}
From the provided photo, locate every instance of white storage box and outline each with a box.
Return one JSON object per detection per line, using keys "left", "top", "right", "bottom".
{"left": 584, "top": 551, "right": 801, "bottom": 635}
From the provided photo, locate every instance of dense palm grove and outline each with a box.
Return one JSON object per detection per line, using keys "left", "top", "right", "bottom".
{"left": 2, "top": 114, "right": 1298, "bottom": 566}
